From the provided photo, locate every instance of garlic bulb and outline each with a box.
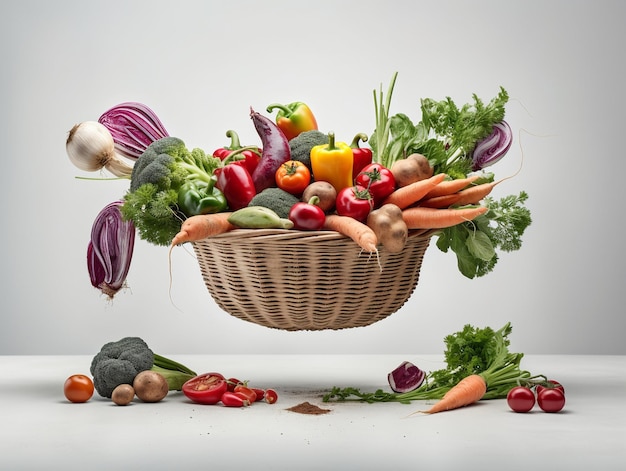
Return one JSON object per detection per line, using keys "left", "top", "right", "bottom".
{"left": 66, "top": 121, "right": 133, "bottom": 178}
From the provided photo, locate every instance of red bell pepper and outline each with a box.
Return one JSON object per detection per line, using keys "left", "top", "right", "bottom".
{"left": 266, "top": 102, "right": 318, "bottom": 141}
{"left": 213, "top": 129, "right": 261, "bottom": 175}
{"left": 214, "top": 149, "right": 257, "bottom": 210}
{"left": 350, "top": 133, "right": 373, "bottom": 179}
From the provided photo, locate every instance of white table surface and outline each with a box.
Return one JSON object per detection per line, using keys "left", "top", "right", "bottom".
{"left": 1, "top": 354, "right": 624, "bottom": 470}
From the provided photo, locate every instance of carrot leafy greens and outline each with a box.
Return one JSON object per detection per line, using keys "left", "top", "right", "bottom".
{"left": 323, "top": 323, "right": 546, "bottom": 405}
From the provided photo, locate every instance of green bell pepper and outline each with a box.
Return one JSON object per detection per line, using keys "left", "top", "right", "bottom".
{"left": 177, "top": 177, "right": 227, "bottom": 216}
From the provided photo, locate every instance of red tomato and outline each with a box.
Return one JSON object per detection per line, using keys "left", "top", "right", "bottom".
{"left": 335, "top": 185, "right": 374, "bottom": 222}
{"left": 251, "top": 388, "right": 265, "bottom": 402}
{"left": 536, "top": 379, "right": 565, "bottom": 396}
{"left": 182, "top": 373, "right": 228, "bottom": 405}
{"left": 221, "top": 391, "right": 251, "bottom": 407}
{"left": 234, "top": 385, "right": 258, "bottom": 403}
{"left": 264, "top": 388, "right": 278, "bottom": 404}
{"left": 289, "top": 200, "right": 326, "bottom": 231}
{"left": 64, "top": 374, "right": 94, "bottom": 403}
{"left": 275, "top": 160, "right": 311, "bottom": 195}
{"left": 537, "top": 388, "right": 566, "bottom": 413}
{"left": 506, "top": 386, "right": 535, "bottom": 413}
{"left": 354, "top": 163, "right": 396, "bottom": 206}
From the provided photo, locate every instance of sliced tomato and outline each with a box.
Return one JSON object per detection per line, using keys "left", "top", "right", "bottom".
{"left": 264, "top": 388, "right": 278, "bottom": 404}
{"left": 182, "top": 373, "right": 228, "bottom": 405}
{"left": 234, "top": 385, "right": 258, "bottom": 403}
{"left": 221, "top": 391, "right": 251, "bottom": 407}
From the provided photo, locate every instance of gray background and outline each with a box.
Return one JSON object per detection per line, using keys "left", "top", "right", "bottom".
{"left": 1, "top": 0, "right": 624, "bottom": 355}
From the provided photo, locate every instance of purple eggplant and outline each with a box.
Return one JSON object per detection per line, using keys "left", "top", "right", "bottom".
{"left": 388, "top": 361, "right": 425, "bottom": 393}
{"left": 250, "top": 108, "right": 291, "bottom": 193}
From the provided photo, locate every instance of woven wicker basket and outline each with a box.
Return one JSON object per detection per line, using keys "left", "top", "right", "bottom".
{"left": 192, "top": 229, "right": 434, "bottom": 331}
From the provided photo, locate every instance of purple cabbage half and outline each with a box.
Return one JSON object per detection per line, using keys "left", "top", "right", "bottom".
{"left": 471, "top": 120, "right": 513, "bottom": 171}
{"left": 98, "top": 102, "right": 169, "bottom": 160}
{"left": 388, "top": 361, "right": 425, "bottom": 393}
{"left": 87, "top": 201, "right": 136, "bottom": 299}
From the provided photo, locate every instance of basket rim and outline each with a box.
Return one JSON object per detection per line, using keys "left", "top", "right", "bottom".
{"left": 195, "top": 227, "right": 438, "bottom": 244}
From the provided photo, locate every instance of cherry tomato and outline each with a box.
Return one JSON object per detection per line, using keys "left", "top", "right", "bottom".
{"left": 251, "top": 388, "right": 266, "bottom": 402}
{"left": 537, "top": 388, "right": 566, "bottom": 413}
{"left": 275, "top": 160, "right": 311, "bottom": 195}
{"left": 506, "top": 386, "right": 535, "bottom": 413}
{"left": 354, "top": 163, "right": 396, "bottom": 206}
{"left": 182, "top": 373, "right": 228, "bottom": 405}
{"left": 234, "top": 385, "right": 258, "bottom": 403}
{"left": 335, "top": 185, "right": 374, "bottom": 222}
{"left": 64, "top": 374, "right": 94, "bottom": 403}
{"left": 536, "top": 379, "right": 565, "bottom": 396}
{"left": 289, "top": 198, "right": 326, "bottom": 231}
{"left": 221, "top": 391, "right": 251, "bottom": 407}
{"left": 264, "top": 388, "right": 279, "bottom": 404}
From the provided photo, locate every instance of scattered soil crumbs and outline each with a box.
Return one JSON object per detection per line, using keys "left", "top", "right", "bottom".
{"left": 286, "top": 402, "right": 331, "bottom": 415}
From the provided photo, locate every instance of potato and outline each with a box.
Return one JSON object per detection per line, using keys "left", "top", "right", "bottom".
{"left": 390, "top": 153, "right": 434, "bottom": 188}
{"left": 111, "top": 383, "right": 135, "bottom": 406}
{"left": 133, "top": 371, "right": 168, "bottom": 403}
{"left": 302, "top": 181, "right": 337, "bottom": 213}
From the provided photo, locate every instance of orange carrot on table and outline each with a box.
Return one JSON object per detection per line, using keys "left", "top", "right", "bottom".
{"left": 402, "top": 206, "right": 488, "bottom": 230}
{"left": 420, "top": 374, "right": 487, "bottom": 414}
{"left": 170, "top": 212, "right": 235, "bottom": 247}
{"left": 382, "top": 173, "right": 447, "bottom": 209}
{"left": 323, "top": 214, "right": 378, "bottom": 253}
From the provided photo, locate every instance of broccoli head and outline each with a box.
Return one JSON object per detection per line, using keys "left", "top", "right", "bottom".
{"left": 248, "top": 187, "right": 299, "bottom": 219}
{"left": 289, "top": 130, "right": 329, "bottom": 171}
{"left": 90, "top": 337, "right": 154, "bottom": 398}
{"left": 121, "top": 137, "right": 222, "bottom": 246}
{"left": 89, "top": 336, "right": 198, "bottom": 398}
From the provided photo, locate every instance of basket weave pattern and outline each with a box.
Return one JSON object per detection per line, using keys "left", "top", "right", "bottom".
{"left": 192, "top": 229, "right": 433, "bottom": 331}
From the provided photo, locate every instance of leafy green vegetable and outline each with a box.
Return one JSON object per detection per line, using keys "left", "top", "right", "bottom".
{"left": 323, "top": 322, "right": 545, "bottom": 404}
{"left": 436, "top": 191, "right": 532, "bottom": 278}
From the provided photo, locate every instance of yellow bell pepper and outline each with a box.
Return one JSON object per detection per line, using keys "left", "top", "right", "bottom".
{"left": 310, "top": 132, "right": 354, "bottom": 193}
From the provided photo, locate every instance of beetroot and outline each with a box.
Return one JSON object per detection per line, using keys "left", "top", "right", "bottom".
{"left": 388, "top": 361, "right": 425, "bottom": 393}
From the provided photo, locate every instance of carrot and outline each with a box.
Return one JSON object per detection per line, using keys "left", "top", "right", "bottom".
{"left": 421, "top": 174, "right": 482, "bottom": 199}
{"left": 402, "top": 206, "right": 488, "bottom": 230}
{"left": 323, "top": 214, "right": 378, "bottom": 253}
{"left": 170, "top": 212, "right": 235, "bottom": 247}
{"left": 382, "top": 173, "right": 447, "bottom": 209}
{"left": 418, "top": 192, "right": 463, "bottom": 209}
{"left": 420, "top": 374, "right": 487, "bottom": 414}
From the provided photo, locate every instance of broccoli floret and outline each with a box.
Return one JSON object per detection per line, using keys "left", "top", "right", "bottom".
{"left": 289, "top": 130, "right": 329, "bottom": 171}
{"left": 90, "top": 336, "right": 197, "bottom": 398}
{"left": 248, "top": 187, "right": 300, "bottom": 219}
{"left": 121, "top": 137, "right": 222, "bottom": 246}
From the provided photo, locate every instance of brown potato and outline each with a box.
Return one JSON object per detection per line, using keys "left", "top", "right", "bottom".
{"left": 111, "top": 383, "right": 135, "bottom": 406}
{"left": 133, "top": 371, "right": 168, "bottom": 403}
{"left": 302, "top": 181, "right": 337, "bottom": 213}
{"left": 390, "top": 153, "right": 434, "bottom": 188}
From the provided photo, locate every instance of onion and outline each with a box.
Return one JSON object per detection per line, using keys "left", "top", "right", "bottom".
{"left": 471, "top": 120, "right": 513, "bottom": 171}
{"left": 87, "top": 201, "right": 136, "bottom": 299}
{"left": 388, "top": 361, "right": 425, "bottom": 393}
{"left": 98, "top": 102, "right": 169, "bottom": 160}
{"left": 66, "top": 121, "right": 133, "bottom": 177}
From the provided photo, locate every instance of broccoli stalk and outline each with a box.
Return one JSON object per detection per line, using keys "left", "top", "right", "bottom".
{"left": 120, "top": 137, "right": 222, "bottom": 246}
{"left": 90, "top": 337, "right": 197, "bottom": 398}
{"left": 323, "top": 323, "right": 546, "bottom": 404}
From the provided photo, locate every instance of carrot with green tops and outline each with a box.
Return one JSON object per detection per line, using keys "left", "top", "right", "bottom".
{"left": 419, "top": 374, "right": 487, "bottom": 414}
{"left": 323, "top": 214, "right": 378, "bottom": 253}
{"left": 421, "top": 174, "right": 481, "bottom": 199}
{"left": 382, "top": 173, "right": 447, "bottom": 209}
{"left": 402, "top": 206, "right": 488, "bottom": 230}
